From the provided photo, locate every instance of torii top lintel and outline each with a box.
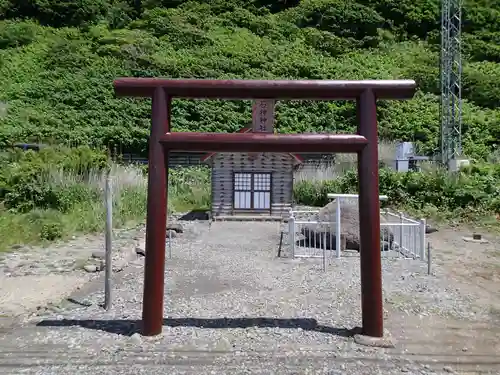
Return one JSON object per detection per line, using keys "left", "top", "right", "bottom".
{"left": 113, "top": 78, "right": 417, "bottom": 100}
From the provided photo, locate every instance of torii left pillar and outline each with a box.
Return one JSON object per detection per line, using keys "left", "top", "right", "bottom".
{"left": 141, "top": 87, "right": 171, "bottom": 335}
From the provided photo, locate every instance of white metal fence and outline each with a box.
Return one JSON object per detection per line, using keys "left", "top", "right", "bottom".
{"left": 289, "top": 214, "right": 337, "bottom": 259}
{"left": 285, "top": 194, "right": 427, "bottom": 266}
{"left": 380, "top": 210, "right": 427, "bottom": 260}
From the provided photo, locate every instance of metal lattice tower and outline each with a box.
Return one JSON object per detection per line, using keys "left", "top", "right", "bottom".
{"left": 440, "top": 0, "right": 463, "bottom": 165}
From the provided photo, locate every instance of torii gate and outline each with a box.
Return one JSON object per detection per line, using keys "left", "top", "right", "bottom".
{"left": 113, "top": 78, "right": 417, "bottom": 338}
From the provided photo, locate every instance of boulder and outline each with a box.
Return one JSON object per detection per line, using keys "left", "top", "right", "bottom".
{"left": 297, "top": 230, "right": 345, "bottom": 250}
{"left": 299, "top": 200, "right": 394, "bottom": 252}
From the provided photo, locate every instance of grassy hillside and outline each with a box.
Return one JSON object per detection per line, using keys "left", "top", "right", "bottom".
{"left": 0, "top": 0, "right": 499, "bottom": 160}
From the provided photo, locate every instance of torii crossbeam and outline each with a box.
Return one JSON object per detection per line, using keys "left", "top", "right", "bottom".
{"left": 113, "top": 78, "right": 417, "bottom": 338}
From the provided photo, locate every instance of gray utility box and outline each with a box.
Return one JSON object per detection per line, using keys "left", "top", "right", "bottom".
{"left": 391, "top": 142, "right": 429, "bottom": 172}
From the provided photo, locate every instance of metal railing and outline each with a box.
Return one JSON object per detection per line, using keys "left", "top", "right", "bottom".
{"left": 288, "top": 216, "right": 335, "bottom": 266}
{"left": 380, "top": 210, "right": 427, "bottom": 260}
{"left": 286, "top": 194, "right": 428, "bottom": 267}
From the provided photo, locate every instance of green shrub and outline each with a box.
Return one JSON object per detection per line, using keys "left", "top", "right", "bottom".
{"left": 55, "top": 183, "right": 101, "bottom": 212}
{"left": 0, "top": 20, "right": 40, "bottom": 48}
{"left": 23, "top": 209, "right": 64, "bottom": 241}
{"left": 12, "top": 0, "right": 111, "bottom": 28}
{"left": 39, "top": 220, "right": 64, "bottom": 240}
{"left": 169, "top": 166, "right": 211, "bottom": 212}
{"left": 0, "top": 146, "right": 108, "bottom": 212}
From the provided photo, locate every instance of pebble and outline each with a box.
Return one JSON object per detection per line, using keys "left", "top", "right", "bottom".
{"left": 83, "top": 265, "right": 98, "bottom": 273}
{"left": 91, "top": 251, "right": 106, "bottom": 260}
{"left": 130, "top": 333, "right": 142, "bottom": 344}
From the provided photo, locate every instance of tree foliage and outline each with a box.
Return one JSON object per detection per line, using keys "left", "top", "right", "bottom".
{"left": 0, "top": 0, "right": 498, "bottom": 159}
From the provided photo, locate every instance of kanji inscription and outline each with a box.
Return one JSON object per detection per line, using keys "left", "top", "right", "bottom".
{"left": 252, "top": 99, "right": 275, "bottom": 133}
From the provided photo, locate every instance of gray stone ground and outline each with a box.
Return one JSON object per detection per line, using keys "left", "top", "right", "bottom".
{"left": 0, "top": 226, "right": 143, "bottom": 317}
{"left": 0, "top": 221, "right": 499, "bottom": 374}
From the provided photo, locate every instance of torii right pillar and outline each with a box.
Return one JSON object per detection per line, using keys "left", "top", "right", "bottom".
{"left": 357, "top": 89, "right": 383, "bottom": 338}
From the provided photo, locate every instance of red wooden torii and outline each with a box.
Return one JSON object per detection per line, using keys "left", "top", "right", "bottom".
{"left": 113, "top": 78, "right": 417, "bottom": 338}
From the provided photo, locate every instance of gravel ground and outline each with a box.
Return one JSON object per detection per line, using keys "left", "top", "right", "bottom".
{"left": 0, "top": 221, "right": 499, "bottom": 374}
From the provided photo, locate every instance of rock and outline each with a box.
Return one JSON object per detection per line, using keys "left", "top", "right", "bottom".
{"left": 98, "top": 260, "right": 105, "bottom": 271}
{"left": 353, "top": 333, "right": 395, "bottom": 348}
{"left": 83, "top": 264, "right": 98, "bottom": 273}
{"left": 130, "top": 333, "right": 143, "bottom": 344}
{"left": 166, "top": 223, "right": 184, "bottom": 233}
{"left": 300, "top": 201, "right": 394, "bottom": 251}
{"left": 443, "top": 365, "right": 454, "bottom": 373}
{"left": 10, "top": 244, "right": 23, "bottom": 250}
{"left": 425, "top": 225, "right": 438, "bottom": 234}
{"left": 462, "top": 236, "right": 489, "bottom": 244}
{"left": 91, "top": 251, "right": 106, "bottom": 260}
{"left": 297, "top": 231, "right": 346, "bottom": 251}
{"left": 135, "top": 247, "right": 146, "bottom": 257}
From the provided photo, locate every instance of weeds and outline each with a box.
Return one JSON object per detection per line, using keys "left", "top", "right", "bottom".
{"left": 0, "top": 147, "right": 210, "bottom": 251}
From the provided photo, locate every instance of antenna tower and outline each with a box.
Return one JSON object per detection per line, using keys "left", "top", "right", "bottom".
{"left": 440, "top": 0, "right": 463, "bottom": 166}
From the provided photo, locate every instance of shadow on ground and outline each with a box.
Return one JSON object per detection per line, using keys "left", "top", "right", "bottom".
{"left": 36, "top": 317, "right": 359, "bottom": 337}
{"left": 178, "top": 210, "right": 210, "bottom": 221}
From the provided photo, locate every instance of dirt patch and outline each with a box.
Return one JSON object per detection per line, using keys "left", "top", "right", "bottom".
{"left": 0, "top": 226, "right": 144, "bottom": 318}
{"left": 382, "top": 225, "right": 500, "bottom": 373}
{"left": 386, "top": 313, "right": 500, "bottom": 373}
{"left": 427, "top": 227, "right": 500, "bottom": 311}
{"left": 0, "top": 274, "right": 87, "bottom": 315}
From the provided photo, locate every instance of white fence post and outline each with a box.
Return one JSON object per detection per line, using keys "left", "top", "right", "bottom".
{"left": 335, "top": 198, "right": 341, "bottom": 259}
{"left": 398, "top": 212, "right": 404, "bottom": 258}
{"left": 289, "top": 214, "right": 296, "bottom": 258}
{"left": 322, "top": 232, "right": 327, "bottom": 271}
{"left": 419, "top": 218, "right": 426, "bottom": 260}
